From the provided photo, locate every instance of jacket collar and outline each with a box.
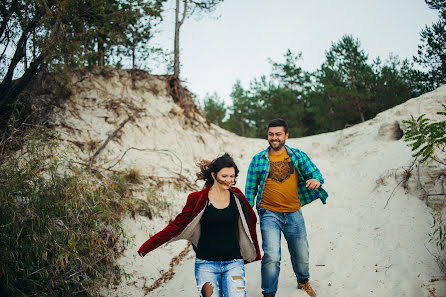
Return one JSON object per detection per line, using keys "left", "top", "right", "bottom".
{"left": 262, "top": 144, "right": 293, "bottom": 159}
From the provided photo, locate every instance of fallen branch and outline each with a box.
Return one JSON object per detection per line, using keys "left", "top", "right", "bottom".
{"left": 90, "top": 116, "right": 132, "bottom": 166}
{"left": 107, "top": 147, "right": 183, "bottom": 175}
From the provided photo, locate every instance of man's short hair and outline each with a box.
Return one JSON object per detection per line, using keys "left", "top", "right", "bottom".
{"left": 268, "top": 119, "right": 289, "bottom": 134}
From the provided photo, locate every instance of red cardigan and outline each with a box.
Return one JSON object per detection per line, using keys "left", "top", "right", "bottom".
{"left": 138, "top": 186, "right": 261, "bottom": 262}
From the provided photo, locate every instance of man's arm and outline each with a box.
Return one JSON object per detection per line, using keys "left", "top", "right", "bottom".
{"left": 298, "top": 150, "right": 324, "bottom": 184}
{"left": 245, "top": 157, "right": 260, "bottom": 208}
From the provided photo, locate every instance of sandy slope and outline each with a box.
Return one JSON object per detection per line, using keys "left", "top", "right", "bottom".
{"left": 52, "top": 70, "right": 445, "bottom": 297}
{"left": 138, "top": 88, "right": 446, "bottom": 297}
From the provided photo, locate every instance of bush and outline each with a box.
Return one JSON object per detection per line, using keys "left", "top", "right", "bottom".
{"left": 403, "top": 105, "right": 446, "bottom": 274}
{"left": 0, "top": 132, "right": 131, "bottom": 296}
{"left": 403, "top": 104, "right": 446, "bottom": 163}
{"left": 429, "top": 211, "right": 446, "bottom": 273}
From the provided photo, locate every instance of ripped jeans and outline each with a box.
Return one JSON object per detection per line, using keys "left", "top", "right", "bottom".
{"left": 194, "top": 258, "right": 246, "bottom": 297}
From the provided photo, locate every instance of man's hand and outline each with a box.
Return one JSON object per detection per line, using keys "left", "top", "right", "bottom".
{"left": 306, "top": 179, "right": 321, "bottom": 190}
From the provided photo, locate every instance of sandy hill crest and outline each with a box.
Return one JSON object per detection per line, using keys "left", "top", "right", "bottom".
{"left": 45, "top": 68, "right": 445, "bottom": 297}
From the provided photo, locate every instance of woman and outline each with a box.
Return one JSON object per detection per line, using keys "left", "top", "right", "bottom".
{"left": 138, "top": 153, "right": 261, "bottom": 297}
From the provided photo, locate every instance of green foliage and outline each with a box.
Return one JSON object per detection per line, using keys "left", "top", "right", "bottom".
{"left": 429, "top": 211, "right": 446, "bottom": 273}
{"left": 403, "top": 105, "right": 446, "bottom": 163}
{"left": 369, "top": 56, "right": 425, "bottom": 116}
{"left": 269, "top": 49, "right": 311, "bottom": 91}
{"left": 0, "top": 0, "right": 166, "bottom": 97}
{"left": 146, "top": 188, "right": 171, "bottom": 216}
{"left": 222, "top": 80, "right": 259, "bottom": 137}
{"left": 220, "top": 51, "right": 314, "bottom": 138}
{"left": 414, "top": 0, "right": 446, "bottom": 90}
{"left": 249, "top": 78, "right": 308, "bottom": 137}
{"left": 220, "top": 35, "right": 420, "bottom": 137}
{"left": 0, "top": 132, "right": 134, "bottom": 296}
{"left": 315, "top": 35, "right": 374, "bottom": 124}
{"left": 203, "top": 93, "right": 226, "bottom": 126}
{"left": 0, "top": 0, "right": 167, "bottom": 136}
{"left": 431, "top": 211, "right": 446, "bottom": 251}
{"left": 403, "top": 102, "right": 446, "bottom": 274}
{"left": 48, "top": 0, "right": 166, "bottom": 68}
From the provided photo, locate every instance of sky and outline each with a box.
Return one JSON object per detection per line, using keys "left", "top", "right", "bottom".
{"left": 150, "top": 0, "right": 439, "bottom": 105}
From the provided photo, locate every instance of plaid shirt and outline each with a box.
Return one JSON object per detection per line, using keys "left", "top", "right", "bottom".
{"left": 245, "top": 145, "right": 328, "bottom": 209}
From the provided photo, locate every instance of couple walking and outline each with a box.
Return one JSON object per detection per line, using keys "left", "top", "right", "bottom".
{"left": 138, "top": 119, "right": 328, "bottom": 297}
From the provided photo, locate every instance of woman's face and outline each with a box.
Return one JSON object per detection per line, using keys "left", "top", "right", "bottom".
{"left": 213, "top": 167, "right": 236, "bottom": 189}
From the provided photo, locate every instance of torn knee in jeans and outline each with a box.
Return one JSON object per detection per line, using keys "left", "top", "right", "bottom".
{"left": 199, "top": 282, "right": 214, "bottom": 297}
{"left": 231, "top": 276, "right": 245, "bottom": 291}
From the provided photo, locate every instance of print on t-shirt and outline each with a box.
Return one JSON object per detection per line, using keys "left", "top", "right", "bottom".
{"left": 269, "top": 157, "right": 294, "bottom": 183}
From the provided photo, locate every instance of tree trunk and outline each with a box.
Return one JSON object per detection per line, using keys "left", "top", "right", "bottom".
{"left": 174, "top": 0, "right": 180, "bottom": 77}
{"left": 0, "top": 8, "right": 45, "bottom": 101}
{"left": 240, "top": 110, "right": 245, "bottom": 136}
{"left": 0, "top": 15, "right": 59, "bottom": 112}
{"left": 132, "top": 40, "right": 136, "bottom": 71}
{"left": 98, "top": 36, "right": 105, "bottom": 67}
{"left": 7, "top": 53, "right": 44, "bottom": 100}
{"left": 24, "top": 46, "right": 27, "bottom": 70}
{"left": 174, "top": 0, "right": 187, "bottom": 78}
{"left": 354, "top": 93, "right": 365, "bottom": 122}
{"left": 0, "top": 4, "right": 14, "bottom": 41}
{"left": 32, "top": 29, "right": 36, "bottom": 59}
{"left": 349, "top": 66, "right": 365, "bottom": 122}
{"left": 24, "top": 2, "right": 28, "bottom": 70}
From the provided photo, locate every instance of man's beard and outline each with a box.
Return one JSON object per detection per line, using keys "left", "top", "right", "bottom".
{"left": 269, "top": 139, "right": 285, "bottom": 151}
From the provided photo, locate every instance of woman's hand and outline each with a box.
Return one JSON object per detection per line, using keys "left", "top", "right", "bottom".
{"left": 138, "top": 251, "right": 145, "bottom": 257}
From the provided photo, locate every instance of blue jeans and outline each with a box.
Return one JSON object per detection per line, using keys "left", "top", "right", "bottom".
{"left": 259, "top": 208, "right": 310, "bottom": 295}
{"left": 194, "top": 258, "right": 246, "bottom": 297}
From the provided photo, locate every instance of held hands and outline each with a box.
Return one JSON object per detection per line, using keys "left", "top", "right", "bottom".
{"left": 306, "top": 179, "right": 321, "bottom": 190}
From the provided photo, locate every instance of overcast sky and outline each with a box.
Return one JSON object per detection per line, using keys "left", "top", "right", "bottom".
{"left": 151, "top": 0, "right": 439, "bottom": 105}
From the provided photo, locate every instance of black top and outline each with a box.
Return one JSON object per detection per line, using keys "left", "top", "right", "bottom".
{"left": 196, "top": 192, "right": 242, "bottom": 261}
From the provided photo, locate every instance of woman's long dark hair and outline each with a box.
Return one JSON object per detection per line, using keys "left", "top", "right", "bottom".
{"left": 196, "top": 153, "right": 239, "bottom": 188}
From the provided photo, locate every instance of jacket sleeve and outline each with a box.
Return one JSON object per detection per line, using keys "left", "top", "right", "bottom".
{"left": 138, "top": 193, "right": 195, "bottom": 256}
{"left": 297, "top": 150, "right": 324, "bottom": 184}
{"left": 245, "top": 157, "right": 260, "bottom": 208}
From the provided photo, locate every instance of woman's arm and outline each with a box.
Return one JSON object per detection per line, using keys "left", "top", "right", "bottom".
{"left": 138, "top": 193, "right": 196, "bottom": 256}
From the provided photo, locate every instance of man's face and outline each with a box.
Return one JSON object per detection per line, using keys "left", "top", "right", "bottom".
{"left": 268, "top": 126, "right": 289, "bottom": 151}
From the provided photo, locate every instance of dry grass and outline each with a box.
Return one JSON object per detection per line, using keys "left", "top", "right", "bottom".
{"left": 0, "top": 130, "right": 163, "bottom": 297}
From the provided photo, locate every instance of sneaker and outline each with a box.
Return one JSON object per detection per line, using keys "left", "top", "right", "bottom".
{"left": 297, "top": 279, "right": 316, "bottom": 297}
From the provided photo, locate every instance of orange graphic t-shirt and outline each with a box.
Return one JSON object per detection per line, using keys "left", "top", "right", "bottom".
{"left": 259, "top": 149, "right": 301, "bottom": 212}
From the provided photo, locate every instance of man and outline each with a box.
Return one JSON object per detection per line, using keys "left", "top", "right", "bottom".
{"left": 245, "top": 119, "right": 328, "bottom": 297}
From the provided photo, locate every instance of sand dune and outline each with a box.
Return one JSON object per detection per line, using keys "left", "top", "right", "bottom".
{"left": 52, "top": 69, "right": 445, "bottom": 297}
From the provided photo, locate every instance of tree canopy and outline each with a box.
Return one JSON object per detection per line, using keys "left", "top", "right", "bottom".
{"left": 218, "top": 32, "right": 434, "bottom": 138}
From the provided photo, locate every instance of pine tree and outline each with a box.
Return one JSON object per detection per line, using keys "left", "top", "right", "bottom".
{"left": 414, "top": 0, "right": 446, "bottom": 89}
{"left": 0, "top": 0, "right": 166, "bottom": 131}
{"left": 203, "top": 93, "right": 226, "bottom": 126}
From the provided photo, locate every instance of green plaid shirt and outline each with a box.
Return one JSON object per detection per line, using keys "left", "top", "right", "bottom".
{"left": 245, "top": 145, "right": 328, "bottom": 209}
